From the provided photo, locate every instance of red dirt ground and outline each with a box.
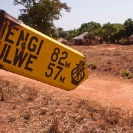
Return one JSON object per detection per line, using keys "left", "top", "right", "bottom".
{"left": 1, "top": 44, "right": 133, "bottom": 132}
{"left": 1, "top": 44, "right": 133, "bottom": 111}
{"left": 74, "top": 74, "right": 133, "bottom": 110}
{"left": 1, "top": 69, "right": 133, "bottom": 111}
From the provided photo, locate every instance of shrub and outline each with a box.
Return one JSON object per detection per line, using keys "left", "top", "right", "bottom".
{"left": 123, "top": 69, "right": 133, "bottom": 79}
{"left": 88, "top": 62, "right": 97, "bottom": 69}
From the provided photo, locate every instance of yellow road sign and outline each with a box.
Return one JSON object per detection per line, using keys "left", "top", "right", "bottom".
{"left": 0, "top": 10, "right": 88, "bottom": 91}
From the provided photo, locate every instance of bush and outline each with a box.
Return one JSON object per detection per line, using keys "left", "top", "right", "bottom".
{"left": 123, "top": 69, "right": 133, "bottom": 79}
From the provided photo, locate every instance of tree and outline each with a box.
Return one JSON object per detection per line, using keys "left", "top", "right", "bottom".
{"left": 124, "top": 18, "right": 133, "bottom": 42}
{"left": 57, "top": 27, "right": 69, "bottom": 39}
{"left": 67, "top": 28, "right": 78, "bottom": 41}
{"left": 111, "top": 24, "right": 125, "bottom": 44}
{"left": 13, "top": 0, "right": 71, "bottom": 37}
{"left": 50, "top": 27, "right": 58, "bottom": 39}
{"left": 80, "top": 22, "right": 101, "bottom": 45}
{"left": 79, "top": 23, "right": 88, "bottom": 34}
{"left": 79, "top": 21, "right": 101, "bottom": 35}
{"left": 84, "top": 32, "right": 95, "bottom": 45}
{"left": 101, "top": 22, "right": 120, "bottom": 44}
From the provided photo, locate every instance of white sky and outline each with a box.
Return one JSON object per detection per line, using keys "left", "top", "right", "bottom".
{"left": 1, "top": 0, "right": 133, "bottom": 30}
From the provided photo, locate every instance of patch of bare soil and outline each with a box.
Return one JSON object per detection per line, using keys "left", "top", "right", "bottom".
{"left": 71, "top": 44, "right": 133, "bottom": 107}
{"left": 0, "top": 44, "right": 133, "bottom": 132}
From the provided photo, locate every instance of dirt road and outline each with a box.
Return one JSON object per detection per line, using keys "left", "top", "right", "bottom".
{"left": 1, "top": 69, "right": 133, "bottom": 110}
{"left": 72, "top": 75, "right": 133, "bottom": 110}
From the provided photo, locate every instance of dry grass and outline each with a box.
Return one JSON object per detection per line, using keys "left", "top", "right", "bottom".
{"left": 71, "top": 44, "right": 133, "bottom": 79}
{"left": 0, "top": 76, "right": 133, "bottom": 132}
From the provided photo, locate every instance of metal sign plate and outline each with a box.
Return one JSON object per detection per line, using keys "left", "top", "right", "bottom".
{"left": 0, "top": 10, "right": 88, "bottom": 91}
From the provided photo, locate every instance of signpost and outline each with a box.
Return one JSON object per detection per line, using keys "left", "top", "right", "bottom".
{"left": 0, "top": 10, "right": 88, "bottom": 91}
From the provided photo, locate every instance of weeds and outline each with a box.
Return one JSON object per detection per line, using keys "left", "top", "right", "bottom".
{"left": 88, "top": 62, "right": 97, "bottom": 69}
{"left": 47, "top": 116, "right": 60, "bottom": 133}
{"left": 123, "top": 69, "right": 133, "bottom": 79}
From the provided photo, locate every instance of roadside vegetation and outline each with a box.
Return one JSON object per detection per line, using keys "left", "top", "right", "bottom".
{"left": 123, "top": 69, "right": 133, "bottom": 79}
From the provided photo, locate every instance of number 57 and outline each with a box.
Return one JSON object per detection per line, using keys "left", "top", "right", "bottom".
{"left": 45, "top": 62, "right": 63, "bottom": 80}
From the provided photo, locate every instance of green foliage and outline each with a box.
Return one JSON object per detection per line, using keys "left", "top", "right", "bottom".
{"left": 13, "top": 0, "right": 133, "bottom": 43}
{"left": 57, "top": 27, "right": 69, "bottom": 39}
{"left": 50, "top": 28, "right": 58, "bottom": 39}
{"left": 112, "top": 24, "right": 125, "bottom": 43}
{"left": 67, "top": 19, "right": 133, "bottom": 45}
{"left": 88, "top": 62, "right": 97, "bottom": 69}
{"left": 88, "top": 62, "right": 94, "bottom": 67}
{"left": 67, "top": 28, "right": 78, "bottom": 41}
{"left": 13, "top": 0, "right": 71, "bottom": 37}
{"left": 123, "top": 69, "right": 133, "bottom": 79}
{"left": 124, "top": 18, "right": 133, "bottom": 38}
{"left": 80, "top": 21, "right": 101, "bottom": 36}
{"left": 100, "top": 23, "right": 120, "bottom": 44}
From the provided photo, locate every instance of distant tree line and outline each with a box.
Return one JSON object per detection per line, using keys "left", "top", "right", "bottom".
{"left": 14, "top": 0, "right": 133, "bottom": 44}
{"left": 61, "top": 19, "right": 133, "bottom": 45}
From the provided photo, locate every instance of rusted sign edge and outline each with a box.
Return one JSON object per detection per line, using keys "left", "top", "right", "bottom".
{"left": 0, "top": 10, "right": 22, "bottom": 25}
